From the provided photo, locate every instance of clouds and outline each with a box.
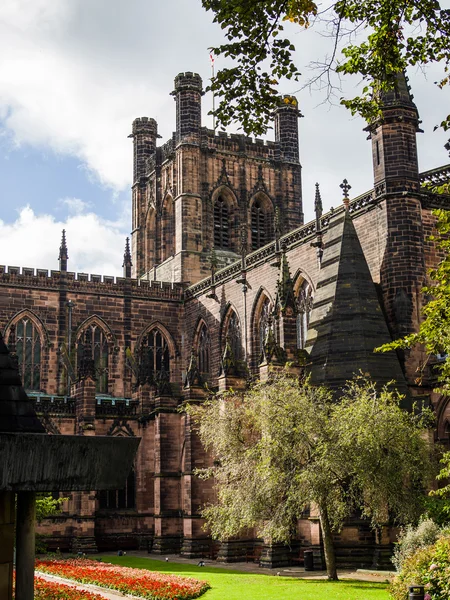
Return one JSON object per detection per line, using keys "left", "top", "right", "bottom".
{"left": 0, "top": 0, "right": 219, "bottom": 191}
{"left": 0, "top": 0, "right": 449, "bottom": 269}
{"left": 0, "top": 205, "right": 127, "bottom": 275}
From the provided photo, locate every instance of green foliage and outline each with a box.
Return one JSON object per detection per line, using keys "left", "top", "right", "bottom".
{"left": 187, "top": 374, "right": 434, "bottom": 578}
{"left": 36, "top": 494, "right": 66, "bottom": 523}
{"left": 390, "top": 534, "right": 450, "bottom": 600}
{"left": 203, "top": 0, "right": 450, "bottom": 135}
{"left": 377, "top": 209, "right": 450, "bottom": 396}
{"left": 392, "top": 518, "right": 441, "bottom": 572}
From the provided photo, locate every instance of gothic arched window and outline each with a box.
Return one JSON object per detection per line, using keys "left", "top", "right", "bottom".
{"left": 77, "top": 324, "right": 109, "bottom": 393}
{"left": 99, "top": 467, "right": 135, "bottom": 510}
{"left": 140, "top": 328, "right": 170, "bottom": 380}
{"left": 197, "top": 324, "right": 210, "bottom": 377}
{"left": 14, "top": 319, "right": 42, "bottom": 390}
{"left": 296, "top": 282, "right": 313, "bottom": 349}
{"left": 214, "top": 196, "right": 230, "bottom": 249}
{"left": 251, "top": 199, "right": 273, "bottom": 251}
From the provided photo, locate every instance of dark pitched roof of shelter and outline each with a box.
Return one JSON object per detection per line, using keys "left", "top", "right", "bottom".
{"left": 0, "top": 332, "right": 45, "bottom": 433}
{"left": 305, "top": 208, "right": 410, "bottom": 404}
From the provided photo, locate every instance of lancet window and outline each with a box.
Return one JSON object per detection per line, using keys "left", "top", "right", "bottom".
{"left": 251, "top": 199, "right": 273, "bottom": 251}
{"left": 98, "top": 468, "right": 135, "bottom": 510}
{"left": 214, "top": 196, "right": 230, "bottom": 249}
{"left": 296, "top": 282, "right": 313, "bottom": 349}
{"left": 77, "top": 324, "right": 109, "bottom": 393}
{"left": 197, "top": 324, "right": 211, "bottom": 377}
{"left": 14, "top": 318, "right": 42, "bottom": 390}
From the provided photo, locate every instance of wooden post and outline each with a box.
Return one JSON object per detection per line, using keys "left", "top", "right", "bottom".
{"left": 16, "top": 491, "right": 36, "bottom": 600}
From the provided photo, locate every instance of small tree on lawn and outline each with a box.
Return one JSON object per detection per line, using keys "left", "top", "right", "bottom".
{"left": 187, "top": 373, "right": 434, "bottom": 580}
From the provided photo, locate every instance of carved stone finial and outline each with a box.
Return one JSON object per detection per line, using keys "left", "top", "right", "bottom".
{"left": 123, "top": 237, "right": 132, "bottom": 278}
{"left": 274, "top": 207, "right": 281, "bottom": 242}
{"left": 184, "top": 349, "right": 202, "bottom": 388}
{"left": 315, "top": 183, "right": 323, "bottom": 228}
{"left": 59, "top": 229, "right": 69, "bottom": 271}
{"left": 274, "top": 249, "right": 297, "bottom": 315}
{"left": 220, "top": 337, "right": 237, "bottom": 376}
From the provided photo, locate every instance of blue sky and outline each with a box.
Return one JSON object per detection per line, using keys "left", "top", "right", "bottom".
{"left": 0, "top": 0, "right": 449, "bottom": 275}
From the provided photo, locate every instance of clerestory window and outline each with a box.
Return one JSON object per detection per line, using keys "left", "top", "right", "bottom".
{"left": 14, "top": 319, "right": 42, "bottom": 390}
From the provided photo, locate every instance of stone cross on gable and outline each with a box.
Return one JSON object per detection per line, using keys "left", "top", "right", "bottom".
{"left": 340, "top": 179, "right": 352, "bottom": 210}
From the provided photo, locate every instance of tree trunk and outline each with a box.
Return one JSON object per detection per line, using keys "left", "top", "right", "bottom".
{"left": 319, "top": 504, "right": 338, "bottom": 580}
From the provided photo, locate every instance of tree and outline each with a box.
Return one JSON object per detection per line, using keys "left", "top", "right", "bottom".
{"left": 36, "top": 494, "right": 66, "bottom": 523}
{"left": 186, "top": 373, "right": 434, "bottom": 580}
{"left": 202, "top": 0, "right": 450, "bottom": 135}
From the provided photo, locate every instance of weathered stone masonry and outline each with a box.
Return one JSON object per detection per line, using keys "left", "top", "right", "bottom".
{"left": 1, "top": 72, "right": 450, "bottom": 567}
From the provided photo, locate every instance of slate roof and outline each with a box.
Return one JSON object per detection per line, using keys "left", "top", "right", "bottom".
{"left": 305, "top": 208, "right": 410, "bottom": 404}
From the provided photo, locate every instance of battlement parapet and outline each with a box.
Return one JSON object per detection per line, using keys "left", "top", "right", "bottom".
{"left": 173, "top": 72, "right": 203, "bottom": 93}
{"left": 0, "top": 266, "right": 184, "bottom": 300}
{"left": 132, "top": 116, "right": 158, "bottom": 136}
{"left": 185, "top": 189, "right": 378, "bottom": 298}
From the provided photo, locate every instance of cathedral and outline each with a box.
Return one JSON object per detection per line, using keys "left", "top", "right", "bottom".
{"left": 0, "top": 70, "right": 449, "bottom": 568}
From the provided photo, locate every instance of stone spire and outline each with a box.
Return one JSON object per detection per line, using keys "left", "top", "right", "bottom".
{"left": 0, "top": 330, "right": 45, "bottom": 433}
{"left": 122, "top": 237, "right": 132, "bottom": 278}
{"left": 305, "top": 209, "right": 409, "bottom": 403}
{"left": 58, "top": 229, "right": 69, "bottom": 272}
{"left": 379, "top": 71, "right": 417, "bottom": 111}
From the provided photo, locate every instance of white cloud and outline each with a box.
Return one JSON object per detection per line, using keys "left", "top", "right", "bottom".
{"left": 0, "top": 0, "right": 449, "bottom": 220}
{"left": 59, "top": 197, "right": 92, "bottom": 215}
{"left": 0, "top": 205, "right": 127, "bottom": 275}
{"left": 0, "top": 0, "right": 219, "bottom": 191}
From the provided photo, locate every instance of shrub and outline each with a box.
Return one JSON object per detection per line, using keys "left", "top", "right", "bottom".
{"left": 390, "top": 534, "right": 450, "bottom": 600}
{"left": 392, "top": 519, "right": 441, "bottom": 571}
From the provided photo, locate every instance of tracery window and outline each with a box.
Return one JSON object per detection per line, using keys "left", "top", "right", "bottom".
{"left": 296, "top": 282, "right": 313, "bottom": 349}
{"left": 98, "top": 468, "right": 135, "bottom": 510}
{"left": 223, "top": 310, "right": 242, "bottom": 360}
{"left": 140, "top": 328, "right": 170, "bottom": 379}
{"left": 214, "top": 196, "right": 230, "bottom": 249}
{"left": 197, "top": 324, "right": 210, "bottom": 377}
{"left": 251, "top": 199, "right": 273, "bottom": 251}
{"left": 77, "top": 324, "right": 109, "bottom": 393}
{"left": 14, "top": 319, "right": 42, "bottom": 390}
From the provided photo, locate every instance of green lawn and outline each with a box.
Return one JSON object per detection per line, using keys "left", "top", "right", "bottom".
{"left": 103, "top": 555, "right": 391, "bottom": 600}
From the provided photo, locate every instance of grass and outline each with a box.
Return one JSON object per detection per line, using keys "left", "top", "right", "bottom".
{"left": 103, "top": 555, "right": 391, "bottom": 600}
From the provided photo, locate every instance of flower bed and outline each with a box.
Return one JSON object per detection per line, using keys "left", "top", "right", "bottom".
{"left": 35, "top": 559, "right": 210, "bottom": 600}
{"left": 35, "top": 575, "right": 105, "bottom": 599}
